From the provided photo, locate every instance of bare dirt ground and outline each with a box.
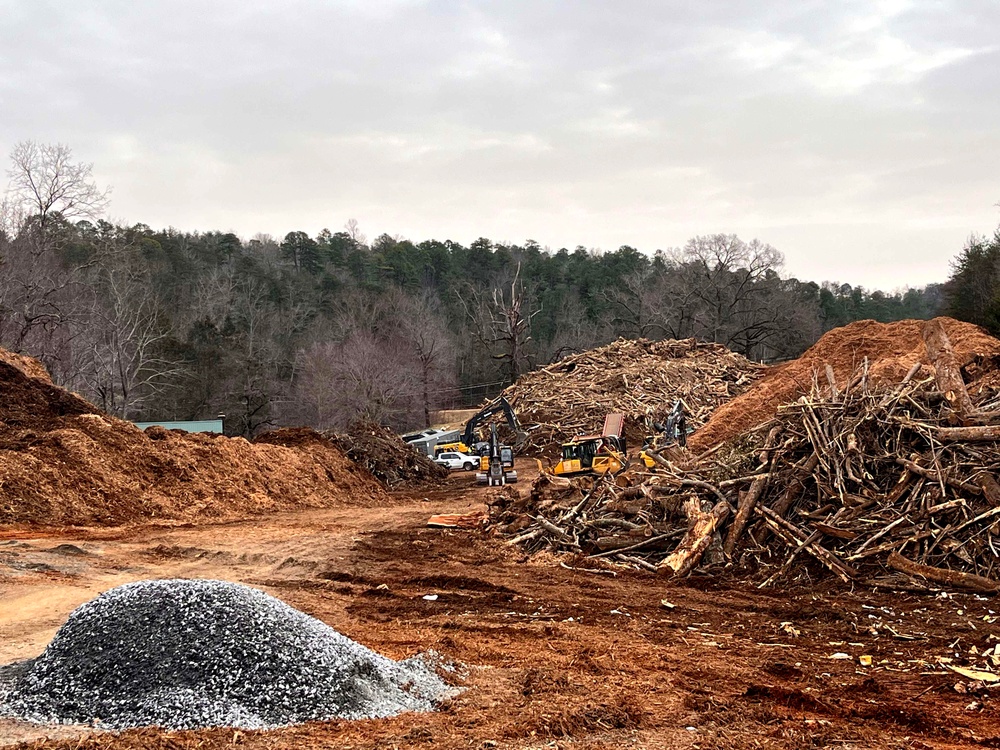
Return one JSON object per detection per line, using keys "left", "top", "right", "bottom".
{"left": 2, "top": 472, "right": 999, "bottom": 749}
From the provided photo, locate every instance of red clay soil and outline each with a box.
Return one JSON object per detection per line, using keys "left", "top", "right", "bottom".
{"left": 3, "top": 477, "right": 1000, "bottom": 749}
{"left": 689, "top": 317, "right": 1000, "bottom": 451}
{"left": 0, "top": 353, "right": 386, "bottom": 528}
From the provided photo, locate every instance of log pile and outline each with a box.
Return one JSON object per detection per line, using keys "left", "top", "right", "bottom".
{"left": 326, "top": 420, "right": 448, "bottom": 489}
{"left": 487, "top": 320, "right": 1000, "bottom": 593}
{"left": 499, "top": 338, "right": 761, "bottom": 453}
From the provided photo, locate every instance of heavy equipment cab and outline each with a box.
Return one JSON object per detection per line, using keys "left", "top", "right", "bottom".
{"left": 477, "top": 422, "right": 519, "bottom": 486}
{"left": 461, "top": 395, "right": 524, "bottom": 454}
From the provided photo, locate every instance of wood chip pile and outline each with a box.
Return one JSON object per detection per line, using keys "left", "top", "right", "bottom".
{"left": 689, "top": 317, "right": 1000, "bottom": 451}
{"left": 500, "top": 338, "right": 762, "bottom": 453}
{"left": 487, "top": 318, "right": 1000, "bottom": 594}
{"left": 0, "top": 355, "right": 387, "bottom": 528}
{"left": 325, "top": 420, "right": 448, "bottom": 489}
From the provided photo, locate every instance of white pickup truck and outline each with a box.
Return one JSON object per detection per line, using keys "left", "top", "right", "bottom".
{"left": 433, "top": 451, "right": 479, "bottom": 471}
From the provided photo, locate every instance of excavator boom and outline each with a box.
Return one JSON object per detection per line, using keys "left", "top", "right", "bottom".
{"left": 461, "top": 395, "right": 525, "bottom": 449}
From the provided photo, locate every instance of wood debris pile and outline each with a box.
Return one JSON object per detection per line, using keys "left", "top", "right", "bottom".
{"left": 500, "top": 337, "right": 762, "bottom": 453}
{"left": 326, "top": 420, "right": 448, "bottom": 488}
{"left": 488, "top": 319, "right": 1000, "bottom": 593}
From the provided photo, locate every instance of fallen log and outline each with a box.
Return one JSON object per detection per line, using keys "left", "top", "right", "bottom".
{"left": 724, "top": 474, "right": 767, "bottom": 558}
{"left": 724, "top": 425, "right": 782, "bottom": 557}
{"left": 887, "top": 551, "right": 1000, "bottom": 594}
{"left": 928, "top": 425, "right": 1000, "bottom": 442}
{"left": 769, "top": 453, "right": 820, "bottom": 519}
{"left": 658, "top": 498, "right": 731, "bottom": 577}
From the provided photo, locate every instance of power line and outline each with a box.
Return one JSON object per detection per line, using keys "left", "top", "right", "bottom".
{"left": 384, "top": 378, "right": 509, "bottom": 400}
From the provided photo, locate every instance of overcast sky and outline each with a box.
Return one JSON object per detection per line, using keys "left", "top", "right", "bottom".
{"left": 2, "top": 0, "right": 998, "bottom": 290}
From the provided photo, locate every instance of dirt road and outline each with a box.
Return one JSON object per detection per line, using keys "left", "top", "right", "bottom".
{"left": 1, "top": 474, "right": 998, "bottom": 749}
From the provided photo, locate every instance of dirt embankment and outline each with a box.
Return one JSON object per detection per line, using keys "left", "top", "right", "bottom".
{"left": 689, "top": 317, "right": 1000, "bottom": 451}
{"left": 0, "top": 355, "right": 387, "bottom": 528}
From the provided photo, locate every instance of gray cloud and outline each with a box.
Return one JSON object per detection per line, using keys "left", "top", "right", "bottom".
{"left": 2, "top": 0, "right": 998, "bottom": 289}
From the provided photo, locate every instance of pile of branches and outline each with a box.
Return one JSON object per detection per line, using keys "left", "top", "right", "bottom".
{"left": 327, "top": 420, "right": 447, "bottom": 489}
{"left": 500, "top": 338, "right": 761, "bottom": 453}
{"left": 488, "top": 322, "right": 1000, "bottom": 592}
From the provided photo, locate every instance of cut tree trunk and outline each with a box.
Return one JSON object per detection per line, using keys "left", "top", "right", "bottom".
{"left": 658, "top": 498, "right": 731, "bottom": 577}
{"left": 724, "top": 474, "right": 767, "bottom": 558}
{"left": 930, "top": 425, "right": 1000, "bottom": 442}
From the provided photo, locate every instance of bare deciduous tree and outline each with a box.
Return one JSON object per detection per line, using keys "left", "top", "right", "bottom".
{"left": 81, "top": 260, "right": 182, "bottom": 419}
{"left": 5, "top": 141, "right": 110, "bottom": 233}
{"left": 459, "top": 262, "right": 539, "bottom": 385}
{"left": 0, "top": 142, "right": 111, "bottom": 374}
{"left": 295, "top": 334, "right": 421, "bottom": 430}
{"left": 400, "top": 291, "right": 457, "bottom": 426}
{"left": 673, "top": 234, "right": 789, "bottom": 358}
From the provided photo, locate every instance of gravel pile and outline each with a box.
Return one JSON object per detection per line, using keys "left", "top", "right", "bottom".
{"left": 0, "top": 579, "right": 456, "bottom": 730}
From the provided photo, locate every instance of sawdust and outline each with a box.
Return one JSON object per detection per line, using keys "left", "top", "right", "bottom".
{"left": 689, "top": 317, "right": 1000, "bottom": 451}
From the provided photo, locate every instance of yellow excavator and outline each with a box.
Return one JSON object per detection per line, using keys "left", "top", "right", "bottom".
{"left": 433, "top": 396, "right": 523, "bottom": 465}
{"left": 547, "top": 413, "right": 629, "bottom": 477}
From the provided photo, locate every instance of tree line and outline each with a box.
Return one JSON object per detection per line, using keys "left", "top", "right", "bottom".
{"left": 1, "top": 142, "right": 950, "bottom": 435}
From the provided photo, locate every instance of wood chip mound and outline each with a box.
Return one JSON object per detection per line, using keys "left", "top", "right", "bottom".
{"left": 500, "top": 337, "right": 762, "bottom": 453}
{"left": 489, "top": 319, "right": 1000, "bottom": 593}
{"left": 0, "top": 352, "right": 387, "bottom": 528}
{"left": 689, "top": 317, "right": 1000, "bottom": 451}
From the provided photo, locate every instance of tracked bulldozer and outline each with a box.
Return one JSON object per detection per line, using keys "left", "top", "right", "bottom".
{"left": 546, "top": 413, "right": 628, "bottom": 477}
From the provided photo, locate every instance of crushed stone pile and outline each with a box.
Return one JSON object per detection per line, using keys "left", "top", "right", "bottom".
{"left": 0, "top": 350, "right": 387, "bottom": 527}
{"left": 499, "top": 337, "right": 761, "bottom": 453}
{"left": 0, "top": 579, "right": 456, "bottom": 730}
{"left": 490, "top": 319, "right": 1000, "bottom": 593}
{"left": 689, "top": 317, "right": 1000, "bottom": 451}
{"left": 325, "top": 421, "right": 448, "bottom": 488}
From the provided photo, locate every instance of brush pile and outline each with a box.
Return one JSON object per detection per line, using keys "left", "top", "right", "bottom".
{"left": 488, "top": 319, "right": 1000, "bottom": 593}
{"left": 500, "top": 338, "right": 761, "bottom": 453}
{"left": 326, "top": 420, "right": 448, "bottom": 488}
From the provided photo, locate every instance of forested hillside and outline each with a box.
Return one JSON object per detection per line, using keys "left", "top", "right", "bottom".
{"left": 0, "top": 143, "right": 946, "bottom": 435}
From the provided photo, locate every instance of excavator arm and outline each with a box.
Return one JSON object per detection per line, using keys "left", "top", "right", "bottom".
{"left": 461, "top": 395, "right": 526, "bottom": 449}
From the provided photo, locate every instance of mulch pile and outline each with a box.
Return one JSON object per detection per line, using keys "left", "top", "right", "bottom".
{"left": 499, "top": 338, "right": 761, "bottom": 453}
{"left": 689, "top": 318, "right": 1000, "bottom": 451}
{"left": 325, "top": 421, "right": 448, "bottom": 489}
{"left": 0, "top": 353, "right": 386, "bottom": 527}
{"left": 489, "top": 318, "right": 1000, "bottom": 593}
